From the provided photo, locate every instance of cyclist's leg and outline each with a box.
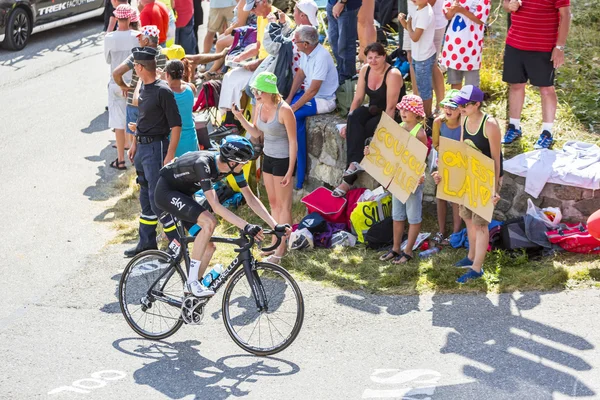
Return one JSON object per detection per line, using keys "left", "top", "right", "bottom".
{"left": 190, "top": 211, "right": 218, "bottom": 280}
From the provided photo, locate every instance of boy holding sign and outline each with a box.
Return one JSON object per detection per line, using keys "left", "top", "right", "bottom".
{"left": 376, "top": 95, "right": 429, "bottom": 264}
{"left": 432, "top": 86, "right": 502, "bottom": 283}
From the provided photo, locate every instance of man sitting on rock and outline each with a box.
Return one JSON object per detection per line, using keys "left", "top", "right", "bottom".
{"left": 285, "top": 25, "right": 338, "bottom": 189}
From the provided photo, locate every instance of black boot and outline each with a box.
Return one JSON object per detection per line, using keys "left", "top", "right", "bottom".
{"left": 124, "top": 244, "right": 158, "bottom": 258}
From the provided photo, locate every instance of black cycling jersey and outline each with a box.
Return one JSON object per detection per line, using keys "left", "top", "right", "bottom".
{"left": 159, "top": 151, "right": 247, "bottom": 195}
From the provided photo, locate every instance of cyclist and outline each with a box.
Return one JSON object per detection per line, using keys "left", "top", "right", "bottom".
{"left": 155, "top": 135, "right": 288, "bottom": 298}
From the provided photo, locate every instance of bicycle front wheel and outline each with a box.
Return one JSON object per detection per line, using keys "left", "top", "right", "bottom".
{"left": 119, "top": 250, "right": 186, "bottom": 340}
{"left": 222, "top": 262, "right": 304, "bottom": 356}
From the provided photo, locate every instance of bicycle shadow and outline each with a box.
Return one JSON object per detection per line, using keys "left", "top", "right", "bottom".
{"left": 113, "top": 338, "right": 300, "bottom": 398}
{"left": 99, "top": 273, "right": 121, "bottom": 314}
{"left": 429, "top": 292, "right": 595, "bottom": 398}
{"left": 335, "top": 291, "right": 420, "bottom": 316}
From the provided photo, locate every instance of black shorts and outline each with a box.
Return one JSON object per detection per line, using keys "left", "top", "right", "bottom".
{"left": 154, "top": 177, "right": 207, "bottom": 223}
{"left": 262, "top": 155, "right": 295, "bottom": 177}
{"left": 502, "top": 44, "right": 555, "bottom": 87}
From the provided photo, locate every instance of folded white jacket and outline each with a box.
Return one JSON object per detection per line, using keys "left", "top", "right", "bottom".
{"left": 503, "top": 141, "right": 600, "bottom": 198}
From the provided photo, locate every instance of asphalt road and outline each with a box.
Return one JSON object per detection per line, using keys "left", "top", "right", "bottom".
{"left": 1, "top": 22, "right": 600, "bottom": 400}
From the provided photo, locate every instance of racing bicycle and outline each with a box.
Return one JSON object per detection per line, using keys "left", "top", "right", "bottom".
{"left": 118, "top": 219, "right": 304, "bottom": 356}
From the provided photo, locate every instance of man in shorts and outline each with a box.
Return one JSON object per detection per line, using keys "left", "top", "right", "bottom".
{"left": 155, "top": 135, "right": 288, "bottom": 297}
{"left": 203, "top": 0, "right": 237, "bottom": 54}
{"left": 501, "top": 0, "right": 571, "bottom": 149}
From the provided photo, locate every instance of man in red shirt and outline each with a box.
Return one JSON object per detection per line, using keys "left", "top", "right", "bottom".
{"left": 139, "top": 0, "right": 170, "bottom": 46}
{"left": 174, "top": 0, "right": 197, "bottom": 55}
{"left": 501, "top": 0, "right": 571, "bottom": 149}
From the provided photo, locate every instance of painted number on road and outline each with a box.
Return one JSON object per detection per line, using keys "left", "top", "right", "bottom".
{"left": 48, "top": 370, "right": 126, "bottom": 395}
{"left": 363, "top": 369, "right": 441, "bottom": 399}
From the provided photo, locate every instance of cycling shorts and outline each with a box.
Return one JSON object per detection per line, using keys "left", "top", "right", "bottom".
{"left": 154, "top": 177, "right": 207, "bottom": 223}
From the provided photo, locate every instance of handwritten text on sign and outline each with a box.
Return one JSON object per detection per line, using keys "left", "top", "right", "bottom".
{"left": 361, "top": 113, "right": 428, "bottom": 203}
{"left": 436, "top": 136, "right": 495, "bottom": 222}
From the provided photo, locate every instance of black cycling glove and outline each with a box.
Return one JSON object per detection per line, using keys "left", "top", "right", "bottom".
{"left": 244, "top": 224, "right": 262, "bottom": 238}
{"left": 274, "top": 224, "right": 290, "bottom": 232}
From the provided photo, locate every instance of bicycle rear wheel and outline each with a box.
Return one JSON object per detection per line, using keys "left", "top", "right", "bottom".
{"left": 222, "top": 262, "right": 304, "bottom": 356}
{"left": 119, "top": 250, "right": 186, "bottom": 340}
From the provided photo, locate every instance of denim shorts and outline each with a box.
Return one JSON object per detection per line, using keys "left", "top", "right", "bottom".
{"left": 392, "top": 184, "right": 424, "bottom": 224}
{"left": 126, "top": 104, "right": 139, "bottom": 135}
{"left": 413, "top": 53, "right": 436, "bottom": 101}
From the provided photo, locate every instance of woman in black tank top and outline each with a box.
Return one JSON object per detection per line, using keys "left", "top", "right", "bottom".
{"left": 333, "top": 43, "right": 405, "bottom": 197}
{"left": 433, "top": 85, "right": 503, "bottom": 284}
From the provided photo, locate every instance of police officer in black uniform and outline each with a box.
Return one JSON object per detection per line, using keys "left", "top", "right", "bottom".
{"left": 125, "top": 46, "right": 182, "bottom": 257}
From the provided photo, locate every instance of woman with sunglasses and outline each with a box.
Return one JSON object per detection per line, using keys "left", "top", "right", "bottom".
{"left": 232, "top": 72, "right": 298, "bottom": 264}
{"left": 433, "top": 85, "right": 503, "bottom": 284}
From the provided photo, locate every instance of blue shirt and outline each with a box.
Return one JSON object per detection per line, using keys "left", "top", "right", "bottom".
{"left": 173, "top": 85, "right": 198, "bottom": 157}
{"left": 327, "top": 0, "right": 362, "bottom": 11}
{"left": 299, "top": 44, "right": 338, "bottom": 102}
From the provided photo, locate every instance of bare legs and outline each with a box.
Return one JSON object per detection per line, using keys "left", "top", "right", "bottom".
{"left": 357, "top": 0, "right": 376, "bottom": 63}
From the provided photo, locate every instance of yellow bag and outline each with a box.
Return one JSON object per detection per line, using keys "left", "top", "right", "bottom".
{"left": 350, "top": 193, "right": 393, "bottom": 243}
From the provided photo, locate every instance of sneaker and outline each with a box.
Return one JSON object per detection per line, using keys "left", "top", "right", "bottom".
{"left": 454, "top": 256, "right": 473, "bottom": 268}
{"left": 185, "top": 281, "right": 215, "bottom": 298}
{"left": 456, "top": 268, "right": 484, "bottom": 284}
{"left": 533, "top": 130, "right": 554, "bottom": 149}
{"left": 501, "top": 124, "right": 522, "bottom": 144}
{"left": 208, "top": 124, "right": 239, "bottom": 140}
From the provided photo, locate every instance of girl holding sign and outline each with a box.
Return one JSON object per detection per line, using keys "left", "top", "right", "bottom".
{"left": 432, "top": 85, "right": 502, "bottom": 283}
{"left": 378, "top": 95, "right": 429, "bottom": 264}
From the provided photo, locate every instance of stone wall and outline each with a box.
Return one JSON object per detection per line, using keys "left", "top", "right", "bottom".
{"left": 301, "top": 114, "right": 598, "bottom": 222}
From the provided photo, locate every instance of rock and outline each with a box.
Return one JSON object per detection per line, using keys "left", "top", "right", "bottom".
{"left": 540, "top": 197, "right": 564, "bottom": 209}
{"left": 499, "top": 179, "right": 518, "bottom": 201}
{"left": 355, "top": 172, "right": 380, "bottom": 190}
{"left": 496, "top": 198, "right": 511, "bottom": 213}
{"left": 574, "top": 198, "right": 600, "bottom": 218}
{"left": 550, "top": 184, "right": 583, "bottom": 201}
{"left": 313, "top": 164, "right": 342, "bottom": 186}
{"left": 582, "top": 189, "right": 600, "bottom": 200}
{"left": 319, "top": 131, "right": 339, "bottom": 167}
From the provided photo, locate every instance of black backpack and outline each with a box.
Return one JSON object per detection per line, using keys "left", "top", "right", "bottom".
{"left": 498, "top": 217, "right": 542, "bottom": 251}
{"left": 364, "top": 217, "right": 394, "bottom": 249}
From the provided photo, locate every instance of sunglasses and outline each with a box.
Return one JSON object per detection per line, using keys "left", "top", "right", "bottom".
{"left": 459, "top": 101, "right": 477, "bottom": 108}
{"left": 251, "top": 89, "right": 263, "bottom": 96}
{"left": 443, "top": 104, "right": 458, "bottom": 110}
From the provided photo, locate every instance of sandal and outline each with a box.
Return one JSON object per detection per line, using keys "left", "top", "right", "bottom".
{"left": 265, "top": 255, "right": 282, "bottom": 265}
{"left": 109, "top": 158, "right": 126, "bottom": 170}
{"left": 433, "top": 232, "right": 444, "bottom": 244}
{"left": 332, "top": 187, "right": 347, "bottom": 198}
{"left": 342, "top": 162, "right": 365, "bottom": 178}
{"left": 392, "top": 251, "right": 413, "bottom": 264}
{"left": 441, "top": 236, "right": 451, "bottom": 246}
{"left": 379, "top": 250, "right": 400, "bottom": 262}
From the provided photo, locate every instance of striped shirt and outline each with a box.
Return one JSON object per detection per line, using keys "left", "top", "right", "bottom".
{"left": 124, "top": 45, "right": 168, "bottom": 106}
{"left": 506, "top": 0, "right": 570, "bottom": 52}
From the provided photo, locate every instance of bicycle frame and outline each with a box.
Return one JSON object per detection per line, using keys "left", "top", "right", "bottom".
{"left": 146, "top": 220, "right": 269, "bottom": 312}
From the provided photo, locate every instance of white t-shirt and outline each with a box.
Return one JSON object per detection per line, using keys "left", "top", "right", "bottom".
{"left": 440, "top": 0, "right": 490, "bottom": 71}
{"left": 104, "top": 30, "right": 139, "bottom": 84}
{"left": 299, "top": 44, "right": 338, "bottom": 102}
{"left": 410, "top": 5, "right": 436, "bottom": 61}
{"left": 432, "top": 0, "right": 447, "bottom": 29}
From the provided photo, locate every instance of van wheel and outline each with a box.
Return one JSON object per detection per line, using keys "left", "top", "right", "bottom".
{"left": 3, "top": 8, "right": 31, "bottom": 51}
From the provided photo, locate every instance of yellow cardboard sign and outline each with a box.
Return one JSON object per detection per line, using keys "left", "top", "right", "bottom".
{"left": 436, "top": 136, "right": 496, "bottom": 223}
{"left": 360, "top": 114, "right": 428, "bottom": 203}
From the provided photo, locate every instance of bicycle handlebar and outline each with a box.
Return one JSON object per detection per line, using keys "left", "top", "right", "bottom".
{"left": 234, "top": 226, "right": 289, "bottom": 254}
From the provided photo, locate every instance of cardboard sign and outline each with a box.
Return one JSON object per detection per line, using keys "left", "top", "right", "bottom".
{"left": 436, "top": 136, "right": 496, "bottom": 222}
{"left": 360, "top": 113, "right": 429, "bottom": 203}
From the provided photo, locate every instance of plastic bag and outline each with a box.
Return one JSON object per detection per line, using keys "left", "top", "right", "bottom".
{"left": 526, "top": 198, "right": 562, "bottom": 229}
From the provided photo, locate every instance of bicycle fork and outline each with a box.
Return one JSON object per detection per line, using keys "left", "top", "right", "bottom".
{"left": 243, "top": 258, "right": 268, "bottom": 312}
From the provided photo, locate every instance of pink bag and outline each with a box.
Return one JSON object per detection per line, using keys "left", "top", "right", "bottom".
{"left": 301, "top": 187, "right": 347, "bottom": 224}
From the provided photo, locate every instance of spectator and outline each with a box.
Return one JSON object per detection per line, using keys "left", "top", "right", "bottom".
{"left": 218, "top": 0, "right": 289, "bottom": 111}
{"left": 202, "top": 0, "right": 253, "bottom": 78}
{"left": 106, "top": 0, "right": 130, "bottom": 34}
{"left": 232, "top": 72, "right": 298, "bottom": 263}
{"left": 165, "top": 59, "right": 199, "bottom": 156}
{"left": 113, "top": 26, "right": 169, "bottom": 182}
{"left": 193, "top": 0, "right": 204, "bottom": 53}
{"left": 433, "top": 85, "right": 502, "bottom": 283}
{"left": 399, "top": 0, "right": 436, "bottom": 118}
{"left": 203, "top": 0, "right": 237, "bottom": 54}
{"left": 124, "top": 46, "right": 182, "bottom": 258}
{"left": 357, "top": 0, "right": 376, "bottom": 64}
{"left": 441, "top": 0, "right": 490, "bottom": 90}
{"left": 333, "top": 42, "right": 404, "bottom": 197}
{"left": 430, "top": 0, "right": 446, "bottom": 112}
{"left": 431, "top": 89, "right": 463, "bottom": 244}
{"left": 139, "top": 0, "right": 170, "bottom": 46}
{"left": 399, "top": 0, "right": 419, "bottom": 97}
{"left": 285, "top": 25, "right": 338, "bottom": 189}
{"left": 157, "top": 0, "right": 178, "bottom": 47}
{"left": 501, "top": 0, "right": 571, "bottom": 149}
{"left": 327, "top": 0, "right": 361, "bottom": 84}
{"left": 104, "top": 5, "right": 139, "bottom": 170}
{"left": 377, "top": 95, "right": 428, "bottom": 264}
{"left": 129, "top": 8, "right": 141, "bottom": 30}
{"left": 173, "top": 0, "right": 197, "bottom": 54}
